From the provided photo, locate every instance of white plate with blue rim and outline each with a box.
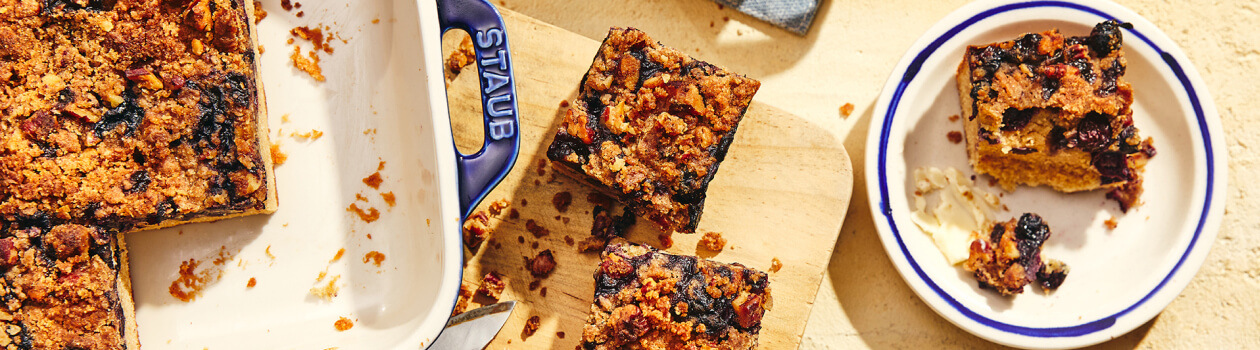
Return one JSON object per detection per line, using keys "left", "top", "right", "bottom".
{"left": 864, "top": 0, "right": 1225, "bottom": 348}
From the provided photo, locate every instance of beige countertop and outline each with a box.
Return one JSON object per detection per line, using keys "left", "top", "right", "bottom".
{"left": 486, "top": 0, "right": 1260, "bottom": 348}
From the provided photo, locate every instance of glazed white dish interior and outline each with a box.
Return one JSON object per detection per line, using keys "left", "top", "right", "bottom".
{"left": 126, "top": 0, "right": 462, "bottom": 349}
{"left": 865, "top": 0, "right": 1226, "bottom": 348}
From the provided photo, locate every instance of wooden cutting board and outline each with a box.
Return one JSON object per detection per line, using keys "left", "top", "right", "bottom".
{"left": 444, "top": 9, "right": 853, "bottom": 349}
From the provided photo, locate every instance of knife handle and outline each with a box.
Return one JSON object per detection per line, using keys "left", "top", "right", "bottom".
{"left": 438, "top": 0, "right": 521, "bottom": 221}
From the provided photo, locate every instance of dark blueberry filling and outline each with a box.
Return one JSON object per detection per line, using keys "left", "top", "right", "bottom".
{"left": 1040, "top": 78, "right": 1060, "bottom": 100}
{"left": 1000, "top": 108, "right": 1034, "bottom": 132}
{"left": 545, "top": 133, "right": 589, "bottom": 161}
{"left": 1074, "top": 112, "right": 1114, "bottom": 152}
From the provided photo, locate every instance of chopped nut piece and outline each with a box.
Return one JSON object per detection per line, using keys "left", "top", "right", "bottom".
{"left": 700, "top": 232, "right": 727, "bottom": 251}
{"left": 552, "top": 192, "right": 573, "bottom": 212}
{"left": 477, "top": 272, "right": 506, "bottom": 300}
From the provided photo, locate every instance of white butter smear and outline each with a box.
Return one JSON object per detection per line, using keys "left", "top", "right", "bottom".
{"left": 910, "top": 167, "right": 1002, "bottom": 265}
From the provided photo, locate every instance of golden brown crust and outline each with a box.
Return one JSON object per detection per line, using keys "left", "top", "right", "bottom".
{"left": 546, "top": 28, "right": 759, "bottom": 233}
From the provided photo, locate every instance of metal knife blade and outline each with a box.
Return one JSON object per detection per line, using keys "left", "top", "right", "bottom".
{"left": 428, "top": 301, "right": 516, "bottom": 350}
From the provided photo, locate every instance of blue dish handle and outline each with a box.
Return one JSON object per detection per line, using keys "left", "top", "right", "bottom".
{"left": 437, "top": 0, "right": 521, "bottom": 221}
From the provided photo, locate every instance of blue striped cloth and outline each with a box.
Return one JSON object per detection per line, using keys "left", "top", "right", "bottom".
{"left": 709, "top": 0, "right": 821, "bottom": 35}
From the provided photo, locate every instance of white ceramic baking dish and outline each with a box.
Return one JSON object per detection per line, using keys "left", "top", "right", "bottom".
{"left": 124, "top": 0, "right": 518, "bottom": 348}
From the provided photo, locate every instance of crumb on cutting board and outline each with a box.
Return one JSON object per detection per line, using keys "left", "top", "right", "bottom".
{"left": 700, "top": 232, "right": 727, "bottom": 251}
{"left": 840, "top": 102, "right": 855, "bottom": 117}
{"left": 310, "top": 274, "right": 341, "bottom": 301}
{"left": 334, "top": 317, "right": 354, "bottom": 331}
{"left": 477, "top": 272, "right": 506, "bottom": 300}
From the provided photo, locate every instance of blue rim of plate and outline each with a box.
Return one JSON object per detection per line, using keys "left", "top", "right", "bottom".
{"left": 876, "top": 1, "right": 1214, "bottom": 338}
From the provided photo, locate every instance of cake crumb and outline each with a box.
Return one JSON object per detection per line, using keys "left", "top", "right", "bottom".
{"left": 363, "top": 172, "right": 384, "bottom": 189}
{"left": 381, "top": 192, "right": 396, "bottom": 207}
{"left": 839, "top": 103, "right": 855, "bottom": 117}
{"left": 556, "top": 331, "right": 565, "bottom": 339}
{"left": 540, "top": 287, "right": 548, "bottom": 297}
{"left": 700, "top": 232, "right": 727, "bottom": 251}
{"left": 528, "top": 280, "right": 541, "bottom": 291}
{"left": 372, "top": 18, "right": 380, "bottom": 24}
{"left": 281, "top": 114, "right": 291, "bottom": 123}
{"left": 552, "top": 192, "right": 572, "bottom": 212}
{"left": 266, "top": 245, "right": 276, "bottom": 260}
{"left": 525, "top": 219, "right": 549, "bottom": 238}
{"left": 559, "top": 100, "right": 570, "bottom": 108}
{"left": 947, "top": 131, "right": 964, "bottom": 144}
{"left": 258, "top": 45, "right": 265, "bottom": 53}
{"left": 564, "top": 235, "right": 574, "bottom": 246}
{"left": 526, "top": 250, "right": 556, "bottom": 277}
{"left": 296, "top": 11, "right": 304, "bottom": 17}
{"left": 658, "top": 233, "right": 673, "bottom": 249}
{"left": 331, "top": 248, "right": 346, "bottom": 263}
{"left": 247, "top": 277, "right": 257, "bottom": 288}
{"left": 477, "top": 272, "right": 506, "bottom": 300}
{"left": 310, "top": 275, "right": 341, "bottom": 301}
{"left": 770, "top": 257, "right": 783, "bottom": 273}
{"left": 509, "top": 209, "right": 520, "bottom": 220}
{"left": 281, "top": 0, "right": 293, "bottom": 11}
{"left": 168, "top": 259, "right": 206, "bottom": 302}
{"left": 363, "top": 251, "right": 386, "bottom": 267}
{"left": 948, "top": 114, "right": 961, "bottom": 122}
{"left": 334, "top": 317, "right": 354, "bottom": 331}
{"left": 355, "top": 193, "right": 369, "bottom": 202}
{"left": 252, "top": 1, "right": 267, "bottom": 23}
{"left": 522, "top": 316, "right": 540, "bottom": 338}
{"left": 289, "top": 46, "right": 325, "bottom": 81}
{"left": 378, "top": 160, "right": 386, "bottom": 171}
{"left": 270, "top": 144, "right": 287, "bottom": 165}
{"left": 347, "top": 203, "right": 381, "bottom": 223}
{"left": 1104, "top": 216, "right": 1119, "bottom": 230}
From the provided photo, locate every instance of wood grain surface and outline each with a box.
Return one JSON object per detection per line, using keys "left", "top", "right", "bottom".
{"left": 443, "top": 9, "right": 853, "bottom": 349}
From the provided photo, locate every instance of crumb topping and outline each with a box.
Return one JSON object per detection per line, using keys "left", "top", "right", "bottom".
{"left": 546, "top": 28, "right": 760, "bottom": 233}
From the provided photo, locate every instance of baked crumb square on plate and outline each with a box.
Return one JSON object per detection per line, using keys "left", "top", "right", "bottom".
{"left": 865, "top": 0, "right": 1226, "bottom": 348}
